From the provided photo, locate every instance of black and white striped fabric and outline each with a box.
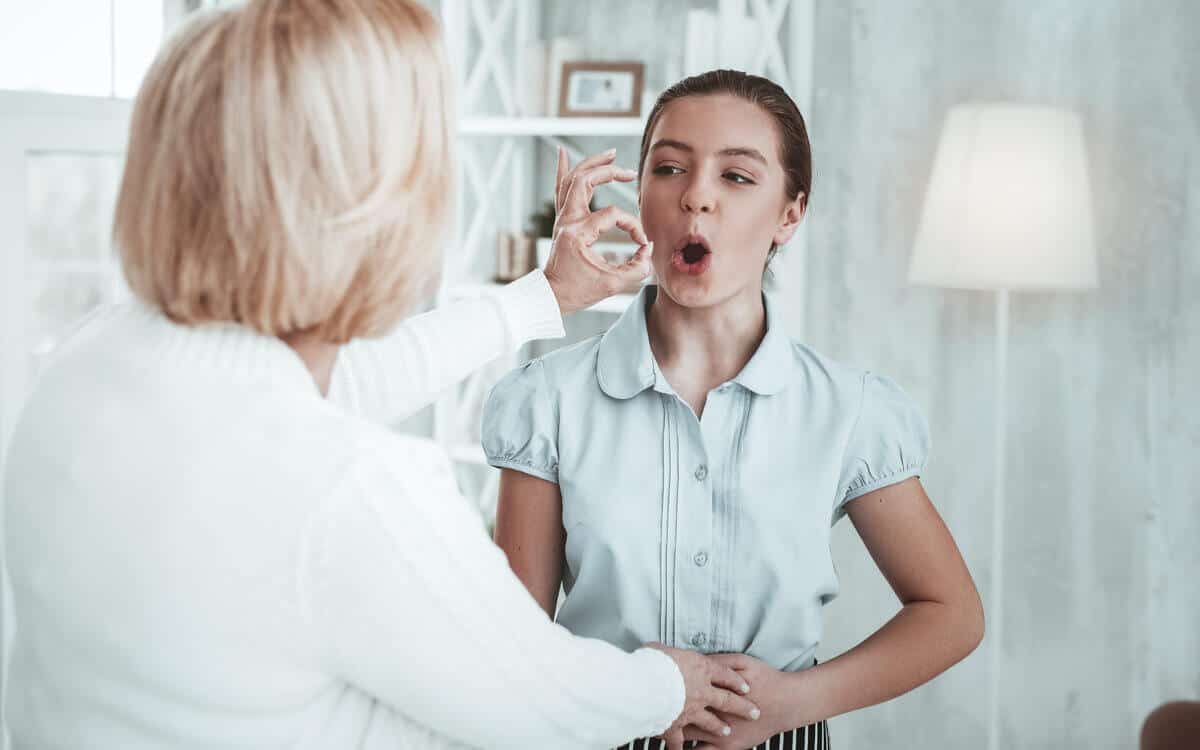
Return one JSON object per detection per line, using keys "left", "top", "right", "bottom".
{"left": 613, "top": 720, "right": 830, "bottom": 750}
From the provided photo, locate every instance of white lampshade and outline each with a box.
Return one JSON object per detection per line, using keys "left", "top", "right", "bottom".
{"left": 908, "top": 103, "right": 1099, "bottom": 290}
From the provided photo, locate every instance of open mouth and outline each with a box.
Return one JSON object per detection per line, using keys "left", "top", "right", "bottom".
{"left": 671, "top": 234, "right": 713, "bottom": 275}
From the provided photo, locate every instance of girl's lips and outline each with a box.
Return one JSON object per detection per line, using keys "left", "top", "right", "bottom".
{"left": 671, "top": 246, "right": 712, "bottom": 275}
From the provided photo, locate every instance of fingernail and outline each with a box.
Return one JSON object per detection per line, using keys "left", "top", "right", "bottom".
{"left": 605, "top": 148, "right": 617, "bottom": 155}
{"left": 741, "top": 683, "right": 750, "bottom": 694}
{"left": 751, "top": 708, "right": 761, "bottom": 720}
{"left": 722, "top": 726, "right": 732, "bottom": 737}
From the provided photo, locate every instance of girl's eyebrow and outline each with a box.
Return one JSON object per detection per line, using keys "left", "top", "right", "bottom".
{"left": 719, "top": 147, "right": 768, "bottom": 165}
{"left": 650, "top": 139, "right": 767, "bottom": 166}
{"left": 649, "top": 138, "right": 693, "bottom": 154}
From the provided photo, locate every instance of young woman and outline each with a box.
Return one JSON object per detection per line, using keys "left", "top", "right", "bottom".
{"left": 484, "top": 70, "right": 985, "bottom": 750}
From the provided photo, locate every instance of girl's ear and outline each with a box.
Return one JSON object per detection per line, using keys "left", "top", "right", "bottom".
{"left": 772, "top": 193, "right": 807, "bottom": 247}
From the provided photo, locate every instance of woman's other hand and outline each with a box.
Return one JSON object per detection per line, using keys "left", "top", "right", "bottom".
{"left": 543, "top": 147, "right": 653, "bottom": 315}
{"left": 646, "top": 643, "right": 760, "bottom": 750}
{"left": 682, "top": 653, "right": 804, "bottom": 750}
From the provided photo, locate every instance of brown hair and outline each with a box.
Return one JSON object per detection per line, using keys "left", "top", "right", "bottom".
{"left": 637, "top": 69, "right": 812, "bottom": 261}
{"left": 114, "top": 0, "right": 455, "bottom": 344}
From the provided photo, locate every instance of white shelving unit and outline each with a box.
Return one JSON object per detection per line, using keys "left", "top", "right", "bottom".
{"left": 434, "top": 0, "right": 814, "bottom": 520}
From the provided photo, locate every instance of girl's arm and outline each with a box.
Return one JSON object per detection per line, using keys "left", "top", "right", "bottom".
{"left": 493, "top": 469, "right": 566, "bottom": 618}
{"left": 804, "top": 477, "right": 984, "bottom": 717}
{"left": 688, "top": 478, "right": 984, "bottom": 748}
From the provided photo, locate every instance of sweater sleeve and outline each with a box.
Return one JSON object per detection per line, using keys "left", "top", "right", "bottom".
{"left": 327, "top": 270, "right": 565, "bottom": 423}
{"left": 299, "top": 434, "right": 685, "bottom": 750}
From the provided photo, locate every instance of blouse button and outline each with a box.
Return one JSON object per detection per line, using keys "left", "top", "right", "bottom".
{"left": 693, "top": 551, "right": 709, "bottom": 567}
{"left": 691, "top": 632, "right": 708, "bottom": 647}
{"left": 694, "top": 464, "right": 708, "bottom": 481}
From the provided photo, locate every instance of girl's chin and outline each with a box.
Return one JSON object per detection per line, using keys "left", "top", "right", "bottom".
{"left": 654, "top": 275, "right": 719, "bottom": 308}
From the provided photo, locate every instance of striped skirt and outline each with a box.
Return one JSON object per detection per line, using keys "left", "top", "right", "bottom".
{"left": 613, "top": 720, "right": 830, "bottom": 750}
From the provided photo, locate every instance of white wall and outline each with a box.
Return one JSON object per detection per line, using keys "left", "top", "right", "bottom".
{"left": 805, "top": 1, "right": 1199, "bottom": 747}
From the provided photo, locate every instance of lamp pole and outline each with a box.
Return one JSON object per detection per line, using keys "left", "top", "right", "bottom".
{"left": 987, "top": 288, "right": 1009, "bottom": 750}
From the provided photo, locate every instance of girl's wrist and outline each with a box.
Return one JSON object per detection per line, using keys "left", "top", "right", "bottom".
{"left": 780, "top": 663, "right": 831, "bottom": 729}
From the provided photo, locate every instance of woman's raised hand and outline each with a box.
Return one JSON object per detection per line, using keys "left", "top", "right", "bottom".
{"left": 542, "top": 147, "right": 653, "bottom": 314}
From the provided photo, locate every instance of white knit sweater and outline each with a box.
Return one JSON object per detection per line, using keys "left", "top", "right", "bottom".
{"left": 2, "top": 270, "right": 684, "bottom": 749}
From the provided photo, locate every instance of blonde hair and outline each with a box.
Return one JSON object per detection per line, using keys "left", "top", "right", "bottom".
{"left": 114, "top": 0, "right": 455, "bottom": 343}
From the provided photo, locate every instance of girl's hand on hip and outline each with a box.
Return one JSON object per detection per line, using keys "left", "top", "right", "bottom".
{"left": 646, "top": 643, "right": 760, "bottom": 750}
{"left": 543, "top": 147, "right": 652, "bottom": 315}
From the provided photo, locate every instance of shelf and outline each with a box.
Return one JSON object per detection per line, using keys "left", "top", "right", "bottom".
{"left": 459, "top": 117, "right": 646, "bottom": 137}
{"left": 446, "top": 281, "right": 634, "bottom": 315}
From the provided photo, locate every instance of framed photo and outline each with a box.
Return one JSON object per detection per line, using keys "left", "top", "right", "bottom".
{"left": 558, "top": 61, "right": 644, "bottom": 118}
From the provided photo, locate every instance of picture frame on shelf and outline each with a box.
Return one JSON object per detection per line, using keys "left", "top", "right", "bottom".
{"left": 558, "top": 61, "right": 644, "bottom": 118}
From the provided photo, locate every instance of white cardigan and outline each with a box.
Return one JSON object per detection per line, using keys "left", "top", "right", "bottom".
{"left": 2, "top": 270, "right": 683, "bottom": 750}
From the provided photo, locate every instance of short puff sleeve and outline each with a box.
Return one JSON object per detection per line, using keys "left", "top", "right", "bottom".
{"left": 835, "top": 372, "right": 930, "bottom": 520}
{"left": 481, "top": 359, "right": 560, "bottom": 483}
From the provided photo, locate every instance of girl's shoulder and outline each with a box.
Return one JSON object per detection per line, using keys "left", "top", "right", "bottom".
{"left": 781, "top": 339, "right": 926, "bottom": 429}
{"left": 491, "top": 332, "right": 606, "bottom": 403}
{"left": 776, "top": 338, "right": 877, "bottom": 405}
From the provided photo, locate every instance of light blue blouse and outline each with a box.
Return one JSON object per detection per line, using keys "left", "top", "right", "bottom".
{"left": 481, "top": 286, "right": 929, "bottom": 672}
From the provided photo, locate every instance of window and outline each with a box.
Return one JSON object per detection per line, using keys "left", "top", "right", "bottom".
{"left": 0, "top": 1, "right": 166, "bottom": 99}
{"left": 25, "top": 153, "right": 128, "bottom": 377}
{"left": 0, "top": 6, "right": 211, "bottom": 744}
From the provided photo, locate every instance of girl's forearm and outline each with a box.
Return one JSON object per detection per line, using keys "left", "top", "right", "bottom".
{"left": 782, "top": 598, "right": 984, "bottom": 727}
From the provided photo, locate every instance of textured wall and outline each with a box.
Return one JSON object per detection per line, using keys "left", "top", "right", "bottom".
{"left": 803, "top": 2, "right": 1199, "bottom": 748}
{"left": 535, "top": 1, "right": 1199, "bottom": 748}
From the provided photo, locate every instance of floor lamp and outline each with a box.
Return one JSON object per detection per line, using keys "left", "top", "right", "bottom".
{"left": 907, "top": 103, "right": 1099, "bottom": 750}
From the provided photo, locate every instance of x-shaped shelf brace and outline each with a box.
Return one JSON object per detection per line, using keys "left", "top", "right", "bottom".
{"left": 451, "top": 137, "right": 516, "bottom": 284}
{"left": 749, "top": 0, "right": 797, "bottom": 92}
{"left": 461, "top": 0, "right": 519, "bottom": 116}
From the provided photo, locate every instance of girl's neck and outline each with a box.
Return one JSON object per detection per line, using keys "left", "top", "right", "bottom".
{"left": 646, "top": 285, "right": 767, "bottom": 392}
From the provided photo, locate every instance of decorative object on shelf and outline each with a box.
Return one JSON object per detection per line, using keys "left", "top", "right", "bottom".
{"left": 640, "top": 89, "right": 657, "bottom": 119}
{"left": 528, "top": 200, "right": 556, "bottom": 239}
{"left": 526, "top": 195, "right": 601, "bottom": 241}
{"left": 683, "top": 1, "right": 756, "bottom": 77}
{"left": 716, "top": 0, "right": 759, "bottom": 71}
{"left": 518, "top": 40, "right": 548, "bottom": 116}
{"left": 558, "top": 61, "right": 645, "bottom": 118}
{"left": 683, "top": 9, "right": 716, "bottom": 77}
{"left": 494, "top": 231, "right": 536, "bottom": 282}
{"left": 545, "top": 36, "right": 582, "bottom": 116}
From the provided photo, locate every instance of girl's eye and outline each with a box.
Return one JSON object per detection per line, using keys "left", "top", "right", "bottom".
{"left": 652, "top": 165, "right": 684, "bottom": 176}
{"left": 724, "top": 172, "right": 755, "bottom": 185}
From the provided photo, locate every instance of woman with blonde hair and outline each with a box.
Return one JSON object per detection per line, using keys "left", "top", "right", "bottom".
{"left": 1, "top": 2, "right": 760, "bottom": 748}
